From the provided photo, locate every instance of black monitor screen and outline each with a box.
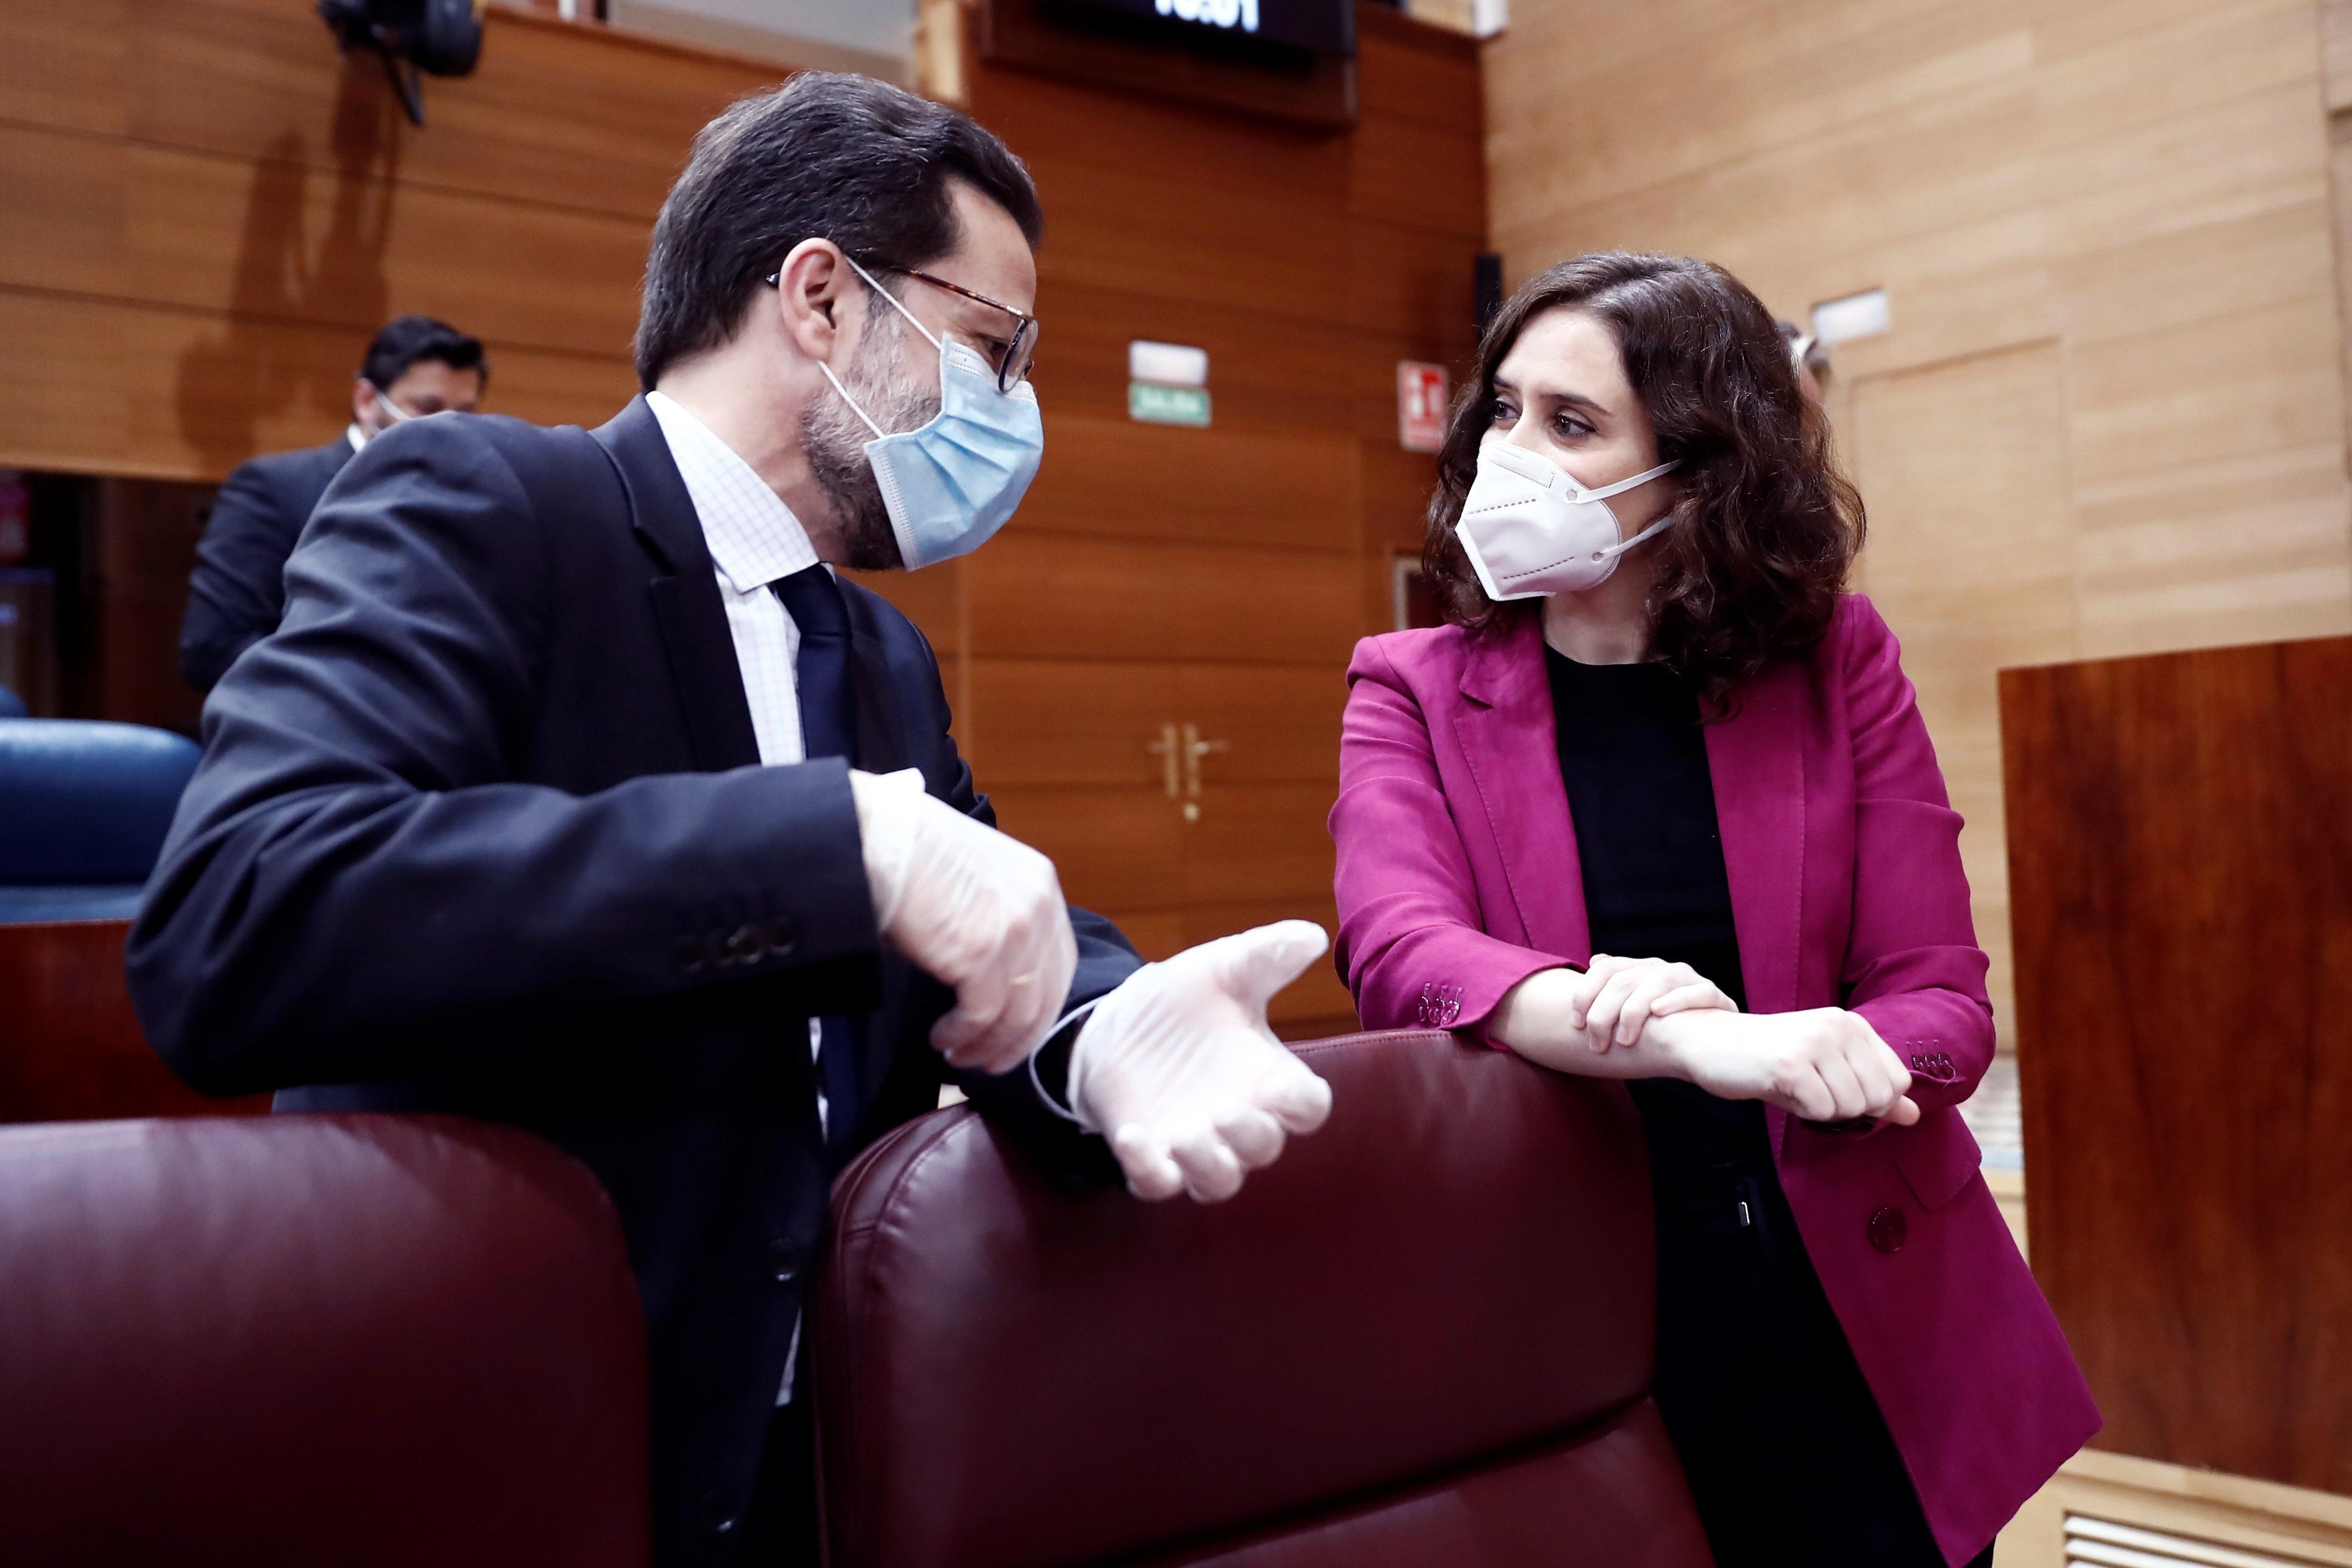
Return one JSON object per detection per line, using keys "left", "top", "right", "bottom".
{"left": 1050, "top": 0, "right": 1354, "bottom": 56}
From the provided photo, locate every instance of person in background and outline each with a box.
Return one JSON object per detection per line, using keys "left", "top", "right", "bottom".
{"left": 177, "top": 314, "right": 487, "bottom": 690}
{"left": 1330, "top": 252, "right": 2096, "bottom": 1566}
{"left": 1780, "top": 316, "right": 1833, "bottom": 406}
{"left": 130, "top": 74, "right": 1330, "bottom": 1568}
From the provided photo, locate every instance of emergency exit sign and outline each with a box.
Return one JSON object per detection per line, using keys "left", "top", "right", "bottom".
{"left": 1130, "top": 383, "right": 1212, "bottom": 427}
{"left": 1128, "top": 340, "right": 1212, "bottom": 427}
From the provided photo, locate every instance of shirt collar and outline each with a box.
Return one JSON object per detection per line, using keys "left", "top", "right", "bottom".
{"left": 645, "top": 390, "right": 820, "bottom": 595}
{"left": 346, "top": 424, "right": 366, "bottom": 453}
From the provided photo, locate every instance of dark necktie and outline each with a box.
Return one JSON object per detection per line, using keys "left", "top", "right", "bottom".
{"left": 771, "top": 565, "right": 864, "bottom": 1161}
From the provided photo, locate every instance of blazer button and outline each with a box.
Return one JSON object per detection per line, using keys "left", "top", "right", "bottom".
{"left": 704, "top": 930, "right": 733, "bottom": 970}
{"left": 702, "top": 1489, "right": 739, "bottom": 1536}
{"left": 673, "top": 935, "right": 705, "bottom": 975}
{"left": 1868, "top": 1205, "right": 1908, "bottom": 1254}
{"left": 726, "top": 923, "right": 763, "bottom": 964}
{"left": 767, "top": 1237, "right": 803, "bottom": 1286}
{"left": 764, "top": 918, "right": 799, "bottom": 958}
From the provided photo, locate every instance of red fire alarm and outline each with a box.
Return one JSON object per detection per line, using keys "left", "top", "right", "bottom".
{"left": 1397, "top": 362, "right": 1450, "bottom": 454}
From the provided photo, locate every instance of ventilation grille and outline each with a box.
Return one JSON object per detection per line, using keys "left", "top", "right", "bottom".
{"left": 2065, "top": 1513, "right": 2345, "bottom": 1568}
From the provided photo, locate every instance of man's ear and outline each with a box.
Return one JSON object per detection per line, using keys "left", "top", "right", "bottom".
{"left": 773, "top": 238, "right": 861, "bottom": 363}
{"left": 350, "top": 378, "right": 374, "bottom": 427}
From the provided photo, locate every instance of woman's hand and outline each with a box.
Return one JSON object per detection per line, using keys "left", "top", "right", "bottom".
{"left": 1648, "top": 1006, "right": 1919, "bottom": 1125}
{"left": 1571, "top": 954, "right": 1738, "bottom": 1053}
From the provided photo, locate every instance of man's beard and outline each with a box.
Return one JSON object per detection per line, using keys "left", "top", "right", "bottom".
{"left": 801, "top": 311, "right": 939, "bottom": 572}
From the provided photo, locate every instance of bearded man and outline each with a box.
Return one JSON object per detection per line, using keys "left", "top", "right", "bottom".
{"left": 129, "top": 73, "right": 1332, "bottom": 1568}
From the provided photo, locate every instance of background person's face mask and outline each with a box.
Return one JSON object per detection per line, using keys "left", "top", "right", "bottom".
{"left": 360, "top": 384, "right": 420, "bottom": 441}
{"left": 818, "top": 257, "right": 1044, "bottom": 571}
{"left": 1453, "top": 440, "right": 1678, "bottom": 600}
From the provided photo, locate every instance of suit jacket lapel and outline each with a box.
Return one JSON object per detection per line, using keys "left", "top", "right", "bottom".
{"left": 1453, "top": 617, "right": 1591, "bottom": 961}
{"left": 592, "top": 398, "right": 762, "bottom": 773}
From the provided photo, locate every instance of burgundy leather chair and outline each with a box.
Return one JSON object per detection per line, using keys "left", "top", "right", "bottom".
{"left": 0, "top": 1114, "right": 651, "bottom": 1567}
{"left": 815, "top": 1029, "right": 1713, "bottom": 1568}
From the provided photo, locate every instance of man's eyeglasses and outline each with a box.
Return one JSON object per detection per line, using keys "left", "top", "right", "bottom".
{"left": 765, "top": 262, "right": 1040, "bottom": 393}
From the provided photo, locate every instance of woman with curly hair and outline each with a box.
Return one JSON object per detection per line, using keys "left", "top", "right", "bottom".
{"left": 1330, "top": 253, "right": 2095, "bottom": 1566}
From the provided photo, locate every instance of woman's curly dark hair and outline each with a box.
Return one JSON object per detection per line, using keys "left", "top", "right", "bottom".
{"left": 1423, "top": 252, "right": 1864, "bottom": 714}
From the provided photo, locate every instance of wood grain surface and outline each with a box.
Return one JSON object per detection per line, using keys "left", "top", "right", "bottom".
{"left": 2002, "top": 635, "right": 2352, "bottom": 1492}
{"left": 0, "top": 919, "right": 269, "bottom": 1122}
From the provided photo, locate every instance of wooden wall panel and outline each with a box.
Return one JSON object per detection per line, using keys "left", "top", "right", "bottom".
{"left": 963, "top": 537, "right": 1364, "bottom": 666}
{"left": 0, "top": 290, "right": 638, "bottom": 481}
{"left": 128, "top": 0, "right": 772, "bottom": 217}
{"left": 0, "top": 0, "right": 128, "bottom": 137}
{"left": 1486, "top": 0, "right": 2352, "bottom": 1060}
{"left": 2001, "top": 636, "right": 2352, "bottom": 1493}
{"left": 989, "top": 786, "right": 1186, "bottom": 911}
{"left": 962, "top": 660, "right": 1183, "bottom": 787}
{"left": 3, "top": 0, "right": 769, "bottom": 482}
{"left": 1016, "top": 418, "right": 1362, "bottom": 551}
{"left": 120, "top": 140, "right": 647, "bottom": 358}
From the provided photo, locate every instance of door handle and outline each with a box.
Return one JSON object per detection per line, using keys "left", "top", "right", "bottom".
{"left": 1180, "top": 723, "right": 1228, "bottom": 821}
{"left": 1147, "top": 721, "right": 1182, "bottom": 800}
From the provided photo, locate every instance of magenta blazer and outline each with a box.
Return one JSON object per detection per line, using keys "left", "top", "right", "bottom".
{"left": 1330, "top": 595, "right": 2097, "bottom": 1565}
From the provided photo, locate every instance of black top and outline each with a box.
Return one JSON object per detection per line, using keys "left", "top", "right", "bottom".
{"left": 1544, "top": 647, "right": 1767, "bottom": 1177}
{"left": 1546, "top": 647, "right": 1955, "bottom": 1566}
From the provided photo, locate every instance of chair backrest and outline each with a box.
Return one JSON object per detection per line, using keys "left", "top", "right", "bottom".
{"left": 814, "top": 1030, "right": 1712, "bottom": 1568}
{"left": 0, "top": 1114, "right": 652, "bottom": 1567}
{"left": 0, "top": 684, "right": 25, "bottom": 718}
{"left": 0, "top": 717, "right": 200, "bottom": 885}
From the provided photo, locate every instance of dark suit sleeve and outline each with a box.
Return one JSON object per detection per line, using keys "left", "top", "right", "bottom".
{"left": 129, "top": 418, "right": 884, "bottom": 1097}
{"left": 181, "top": 458, "right": 303, "bottom": 690}
{"left": 886, "top": 618, "right": 1140, "bottom": 1184}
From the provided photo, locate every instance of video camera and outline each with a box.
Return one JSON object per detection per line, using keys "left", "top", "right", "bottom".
{"left": 318, "top": 0, "right": 484, "bottom": 127}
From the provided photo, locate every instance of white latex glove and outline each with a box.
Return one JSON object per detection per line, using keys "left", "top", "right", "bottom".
{"left": 1066, "top": 920, "right": 1335, "bottom": 1204}
{"left": 850, "top": 767, "right": 1076, "bottom": 1075}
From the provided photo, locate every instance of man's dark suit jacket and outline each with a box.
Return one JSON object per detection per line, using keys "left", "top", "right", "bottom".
{"left": 179, "top": 435, "right": 356, "bottom": 690}
{"left": 127, "top": 399, "right": 1140, "bottom": 1565}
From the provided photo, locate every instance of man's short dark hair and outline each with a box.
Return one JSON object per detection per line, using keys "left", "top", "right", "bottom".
{"left": 361, "top": 315, "right": 488, "bottom": 391}
{"left": 634, "top": 72, "right": 1044, "bottom": 390}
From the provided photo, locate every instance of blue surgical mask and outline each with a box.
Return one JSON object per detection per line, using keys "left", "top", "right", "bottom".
{"left": 817, "top": 258, "right": 1044, "bottom": 570}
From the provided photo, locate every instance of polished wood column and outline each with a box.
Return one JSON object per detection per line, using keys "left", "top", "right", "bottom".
{"left": 2000, "top": 635, "right": 2352, "bottom": 1495}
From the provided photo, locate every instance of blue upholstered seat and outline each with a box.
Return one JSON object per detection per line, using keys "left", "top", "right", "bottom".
{"left": 0, "top": 685, "right": 26, "bottom": 719}
{"left": 0, "top": 719, "right": 202, "bottom": 924}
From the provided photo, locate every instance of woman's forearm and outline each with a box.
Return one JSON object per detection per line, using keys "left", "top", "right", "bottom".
{"left": 1487, "top": 968, "right": 1696, "bottom": 1082}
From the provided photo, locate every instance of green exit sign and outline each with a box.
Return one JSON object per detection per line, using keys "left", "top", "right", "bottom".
{"left": 1129, "top": 382, "right": 1211, "bottom": 427}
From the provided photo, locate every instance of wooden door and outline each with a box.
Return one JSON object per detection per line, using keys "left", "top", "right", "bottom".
{"left": 957, "top": 433, "right": 1366, "bottom": 1038}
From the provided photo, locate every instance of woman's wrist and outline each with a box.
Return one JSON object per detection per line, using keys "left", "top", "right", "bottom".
{"left": 1632, "top": 1005, "right": 1737, "bottom": 1079}
{"left": 1487, "top": 968, "right": 1576, "bottom": 1056}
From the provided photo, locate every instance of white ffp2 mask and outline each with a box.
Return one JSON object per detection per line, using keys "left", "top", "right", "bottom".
{"left": 1454, "top": 442, "right": 1678, "bottom": 600}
